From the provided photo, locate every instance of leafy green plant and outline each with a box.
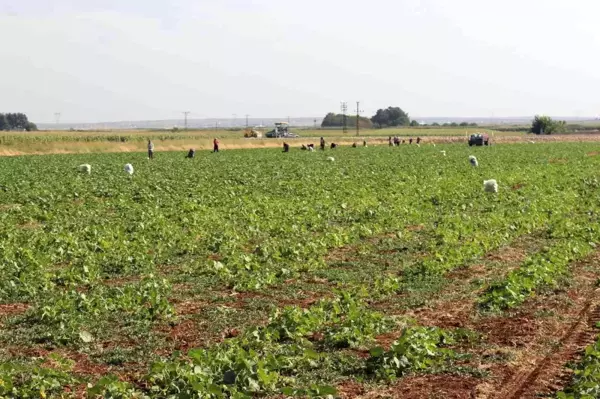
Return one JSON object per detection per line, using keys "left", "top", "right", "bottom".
{"left": 367, "top": 327, "right": 462, "bottom": 380}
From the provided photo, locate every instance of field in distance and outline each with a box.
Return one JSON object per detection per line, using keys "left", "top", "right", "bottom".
{"left": 0, "top": 127, "right": 521, "bottom": 156}
{"left": 3, "top": 127, "right": 600, "bottom": 156}
{"left": 2, "top": 143, "right": 600, "bottom": 397}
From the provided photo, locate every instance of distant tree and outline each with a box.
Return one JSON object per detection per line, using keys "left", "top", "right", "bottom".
{"left": 386, "top": 107, "right": 410, "bottom": 126}
{"left": 321, "top": 112, "right": 337, "bottom": 127}
{"left": 459, "top": 122, "right": 469, "bottom": 127}
{"left": 370, "top": 106, "right": 410, "bottom": 128}
{"left": 5, "top": 113, "right": 17, "bottom": 129}
{"left": 0, "top": 114, "right": 7, "bottom": 131}
{"left": 431, "top": 122, "right": 440, "bottom": 126}
{"left": 26, "top": 122, "right": 38, "bottom": 131}
{"left": 410, "top": 120, "right": 419, "bottom": 127}
{"left": 450, "top": 122, "right": 459, "bottom": 127}
{"left": 530, "top": 115, "right": 566, "bottom": 134}
{"left": 468, "top": 122, "right": 478, "bottom": 127}
{"left": 2, "top": 113, "right": 34, "bottom": 130}
{"left": 371, "top": 109, "right": 388, "bottom": 128}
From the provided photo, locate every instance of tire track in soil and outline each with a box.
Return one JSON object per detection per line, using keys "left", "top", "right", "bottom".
{"left": 493, "top": 292, "right": 600, "bottom": 399}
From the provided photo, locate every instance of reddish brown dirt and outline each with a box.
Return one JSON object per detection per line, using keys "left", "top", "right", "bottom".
{"left": 325, "top": 245, "right": 360, "bottom": 263}
{"left": 478, "top": 314, "right": 541, "bottom": 347}
{"left": 481, "top": 253, "right": 600, "bottom": 399}
{"left": 0, "top": 303, "right": 29, "bottom": 316}
{"left": 372, "top": 241, "right": 600, "bottom": 399}
{"left": 374, "top": 332, "right": 403, "bottom": 350}
{"left": 337, "top": 380, "right": 366, "bottom": 398}
{"left": 404, "top": 240, "right": 532, "bottom": 329}
{"left": 39, "top": 350, "right": 111, "bottom": 377}
{"left": 217, "top": 288, "right": 327, "bottom": 309}
{"left": 494, "top": 301, "right": 600, "bottom": 399}
{"left": 586, "top": 151, "right": 600, "bottom": 156}
{"left": 173, "top": 300, "right": 206, "bottom": 316}
{"left": 356, "top": 375, "right": 480, "bottom": 399}
{"left": 409, "top": 298, "right": 474, "bottom": 329}
{"left": 165, "top": 318, "right": 207, "bottom": 352}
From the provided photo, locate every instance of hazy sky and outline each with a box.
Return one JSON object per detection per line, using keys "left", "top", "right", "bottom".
{"left": 1, "top": 0, "right": 599, "bottom": 123}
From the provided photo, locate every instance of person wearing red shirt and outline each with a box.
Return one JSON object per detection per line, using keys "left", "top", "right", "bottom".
{"left": 213, "top": 138, "right": 219, "bottom": 153}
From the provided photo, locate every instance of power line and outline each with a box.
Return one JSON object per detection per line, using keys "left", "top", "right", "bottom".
{"left": 245, "top": 114, "right": 250, "bottom": 128}
{"left": 340, "top": 102, "right": 348, "bottom": 133}
{"left": 183, "top": 111, "right": 190, "bottom": 130}
{"left": 355, "top": 101, "right": 363, "bottom": 136}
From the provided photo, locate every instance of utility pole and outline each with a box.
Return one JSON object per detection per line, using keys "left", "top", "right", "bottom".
{"left": 340, "top": 102, "right": 348, "bottom": 133}
{"left": 245, "top": 114, "right": 250, "bottom": 128}
{"left": 314, "top": 119, "right": 317, "bottom": 129}
{"left": 54, "top": 112, "right": 61, "bottom": 126}
{"left": 232, "top": 114, "right": 237, "bottom": 127}
{"left": 355, "top": 102, "right": 363, "bottom": 136}
{"left": 287, "top": 116, "right": 290, "bottom": 125}
{"left": 183, "top": 111, "right": 190, "bottom": 130}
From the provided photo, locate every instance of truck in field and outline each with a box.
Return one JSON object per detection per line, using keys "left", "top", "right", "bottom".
{"left": 265, "top": 122, "right": 299, "bottom": 138}
{"left": 468, "top": 133, "right": 490, "bottom": 146}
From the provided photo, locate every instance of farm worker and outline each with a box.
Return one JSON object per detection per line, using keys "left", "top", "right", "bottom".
{"left": 213, "top": 138, "right": 219, "bottom": 153}
{"left": 388, "top": 136, "right": 393, "bottom": 146}
{"left": 363, "top": 140, "right": 367, "bottom": 147}
{"left": 409, "top": 138, "right": 413, "bottom": 145}
{"left": 393, "top": 136, "right": 400, "bottom": 146}
{"left": 352, "top": 142, "right": 357, "bottom": 148}
{"left": 148, "top": 140, "right": 154, "bottom": 159}
{"left": 416, "top": 137, "right": 421, "bottom": 144}
{"left": 283, "top": 143, "right": 290, "bottom": 152}
{"left": 320, "top": 137, "right": 325, "bottom": 151}
{"left": 186, "top": 149, "right": 195, "bottom": 158}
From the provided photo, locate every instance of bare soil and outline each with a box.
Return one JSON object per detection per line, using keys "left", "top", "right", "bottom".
{"left": 358, "top": 243, "right": 600, "bottom": 399}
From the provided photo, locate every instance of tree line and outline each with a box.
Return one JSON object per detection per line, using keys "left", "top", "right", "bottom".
{"left": 321, "top": 106, "right": 477, "bottom": 129}
{"left": 0, "top": 113, "right": 38, "bottom": 131}
{"left": 321, "top": 113, "right": 373, "bottom": 129}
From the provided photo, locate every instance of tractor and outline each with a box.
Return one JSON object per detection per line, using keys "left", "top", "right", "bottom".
{"left": 243, "top": 127, "right": 263, "bottom": 138}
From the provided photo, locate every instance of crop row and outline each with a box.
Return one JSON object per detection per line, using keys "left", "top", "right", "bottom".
{"left": 1, "top": 281, "right": 473, "bottom": 398}
{"left": 480, "top": 178, "right": 600, "bottom": 311}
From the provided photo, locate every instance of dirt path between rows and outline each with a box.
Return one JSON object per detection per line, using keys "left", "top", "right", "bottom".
{"left": 494, "top": 297, "right": 600, "bottom": 399}
{"left": 346, "top": 242, "right": 600, "bottom": 399}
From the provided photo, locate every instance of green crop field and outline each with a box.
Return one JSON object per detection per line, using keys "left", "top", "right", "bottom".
{"left": 2, "top": 143, "right": 600, "bottom": 398}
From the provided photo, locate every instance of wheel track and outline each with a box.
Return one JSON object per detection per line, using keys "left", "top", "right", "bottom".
{"left": 492, "top": 291, "right": 600, "bottom": 399}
